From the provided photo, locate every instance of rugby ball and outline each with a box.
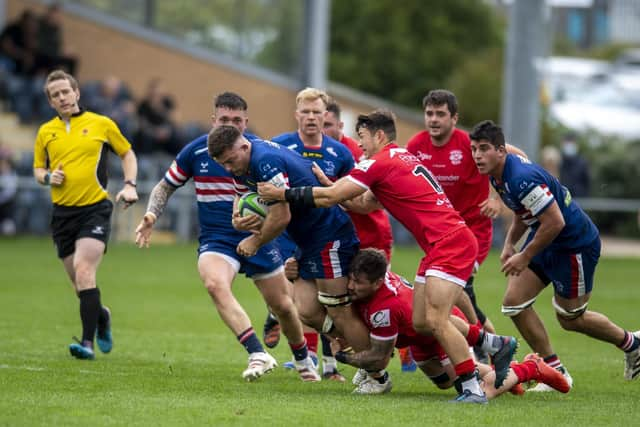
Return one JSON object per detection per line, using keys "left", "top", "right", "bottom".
{"left": 238, "top": 192, "right": 270, "bottom": 218}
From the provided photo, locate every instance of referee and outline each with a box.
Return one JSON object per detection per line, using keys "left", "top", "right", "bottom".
{"left": 33, "top": 70, "right": 139, "bottom": 360}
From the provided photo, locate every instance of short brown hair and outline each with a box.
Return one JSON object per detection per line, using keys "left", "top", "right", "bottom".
{"left": 207, "top": 125, "right": 242, "bottom": 159}
{"left": 422, "top": 89, "right": 458, "bottom": 116}
{"left": 43, "top": 69, "right": 79, "bottom": 99}
{"left": 355, "top": 109, "right": 396, "bottom": 141}
{"left": 349, "top": 249, "right": 388, "bottom": 283}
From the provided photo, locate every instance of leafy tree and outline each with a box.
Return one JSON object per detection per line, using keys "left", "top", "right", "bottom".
{"left": 329, "top": 0, "right": 504, "bottom": 111}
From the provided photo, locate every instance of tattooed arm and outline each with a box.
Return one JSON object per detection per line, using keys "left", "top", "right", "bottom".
{"left": 135, "top": 180, "right": 177, "bottom": 248}
{"left": 336, "top": 336, "right": 395, "bottom": 371}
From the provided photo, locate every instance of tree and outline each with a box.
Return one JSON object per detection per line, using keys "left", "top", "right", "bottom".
{"left": 329, "top": 0, "right": 504, "bottom": 112}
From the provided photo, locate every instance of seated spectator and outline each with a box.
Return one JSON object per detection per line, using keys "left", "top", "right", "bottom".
{"left": 36, "top": 3, "right": 78, "bottom": 75}
{"left": 82, "top": 76, "right": 138, "bottom": 140}
{"left": 0, "top": 10, "right": 50, "bottom": 123}
{"left": 0, "top": 146, "right": 18, "bottom": 236}
{"left": 0, "top": 10, "right": 40, "bottom": 76}
{"left": 135, "top": 78, "right": 181, "bottom": 156}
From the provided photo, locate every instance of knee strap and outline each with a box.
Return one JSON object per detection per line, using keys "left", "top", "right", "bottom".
{"left": 501, "top": 296, "right": 537, "bottom": 317}
{"left": 317, "top": 291, "right": 351, "bottom": 307}
{"left": 552, "top": 297, "right": 588, "bottom": 320}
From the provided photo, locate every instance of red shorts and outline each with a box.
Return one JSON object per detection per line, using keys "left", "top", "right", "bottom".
{"left": 465, "top": 216, "right": 493, "bottom": 267}
{"left": 415, "top": 226, "right": 478, "bottom": 287}
{"left": 410, "top": 306, "right": 468, "bottom": 363}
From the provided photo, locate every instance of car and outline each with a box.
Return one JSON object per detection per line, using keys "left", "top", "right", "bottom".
{"left": 549, "top": 78, "right": 640, "bottom": 140}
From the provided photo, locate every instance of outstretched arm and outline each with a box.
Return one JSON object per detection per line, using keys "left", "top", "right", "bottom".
{"left": 335, "top": 336, "right": 395, "bottom": 371}
{"left": 135, "top": 180, "right": 177, "bottom": 248}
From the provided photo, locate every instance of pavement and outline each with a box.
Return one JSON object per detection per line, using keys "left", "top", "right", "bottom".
{"left": 601, "top": 236, "right": 640, "bottom": 257}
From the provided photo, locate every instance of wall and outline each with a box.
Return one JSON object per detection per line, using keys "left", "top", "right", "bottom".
{"left": 6, "top": 0, "right": 423, "bottom": 143}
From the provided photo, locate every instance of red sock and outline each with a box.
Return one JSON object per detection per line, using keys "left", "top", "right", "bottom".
{"left": 511, "top": 360, "right": 538, "bottom": 383}
{"left": 466, "top": 323, "right": 481, "bottom": 347}
{"left": 304, "top": 332, "right": 318, "bottom": 354}
{"left": 454, "top": 358, "right": 476, "bottom": 377}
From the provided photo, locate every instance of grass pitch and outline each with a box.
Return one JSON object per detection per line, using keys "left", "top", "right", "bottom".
{"left": 1, "top": 237, "right": 639, "bottom": 426}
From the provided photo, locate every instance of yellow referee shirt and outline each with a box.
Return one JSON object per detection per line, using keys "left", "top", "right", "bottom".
{"left": 33, "top": 111, "right": 132, "bottom": 207}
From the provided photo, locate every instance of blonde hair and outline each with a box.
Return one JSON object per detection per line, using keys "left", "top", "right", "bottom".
{"left": 295, "top": 87, "right": 329, "bottom": 108}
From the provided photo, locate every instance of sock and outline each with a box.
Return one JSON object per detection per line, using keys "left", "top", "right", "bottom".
{"left": 466, "top": 323, "right": 481, "bottom": 347}
{"left": 511, "top": 360, "right": 538, "bottom": 383}
{"left": 454, "top": 358, "right": 476, "bottom": 377}
{"left": 320, "top": 334, "right": 333, "bottom": 357}
{"left": 455, "top": 368, "right": 483, "bottom": 396}
{"left": 476, "top": 330, "right": 504, "bottom": 355}
{"left": 543, "top": 354, "right": 564, "bottom": 372}
{"left": 97, "top": 306, "right": 109, "bottom": 329}
{"left": 398, "top": 347, "right": 413, "bottom": 364}
{"left": 78, "top": 288, "right": 101, "bottom": 346}
{"left": 237, "top": 327, "right": 264, "bottom": 354}
{"left": 366, "top": 369, "right": 388, "bottom": 384}
{"left": 618, "top": 331, "right": 640, "bottom": 352}
{"left": 304, "top": 332, "right": 319, "bottom": 354}
{"left": 289, "top": 339, "right": 309, "bottom": 361}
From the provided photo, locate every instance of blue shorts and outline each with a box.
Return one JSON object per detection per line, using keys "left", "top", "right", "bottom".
{"left": 198, "top": 237, "right": 283, "bottom": 279}
{"left": 528, "top": 237, "right": 601, "bottom": 299}
{"left": 274, "top": 232, "right": 298, "bottom": 260}
{"left": 297, "top": 225, "right": 360, "bottom": 280}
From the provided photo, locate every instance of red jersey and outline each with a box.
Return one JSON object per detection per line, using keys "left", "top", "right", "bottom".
{"left": 340, "top": 135, "right": 393, "bottom": 259}
{"left": 354, "top": 272, "right": 438, "bottom": 349}
{"left": 348, "top": 144, "right": 466, "bottom": 252}
{"left": 406, "top": 129, "right": 492, "bottom": 253}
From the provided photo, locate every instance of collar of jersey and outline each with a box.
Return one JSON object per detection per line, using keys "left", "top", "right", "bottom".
{"left": 57, "top": 108, "right": 86, "bottom": 120}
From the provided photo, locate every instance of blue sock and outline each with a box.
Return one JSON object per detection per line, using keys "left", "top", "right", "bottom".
{"left": 237, "top": 327, "right": 264, "bottom": 354}
{"left": 290, "top": 340, "right": 309, "bottom": 361}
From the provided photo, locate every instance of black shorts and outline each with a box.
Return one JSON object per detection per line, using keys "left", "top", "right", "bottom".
{"left": 51, "top": 199, "right": 113, "bottom": 258}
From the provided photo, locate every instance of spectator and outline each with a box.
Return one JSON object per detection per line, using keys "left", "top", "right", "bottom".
{"left": 135, "top": 78, "right": 181, "bottom": 156}
{"left": 0, "top": 146, "right": 18, "bottom": 235}
{"left": 83, "top": 76, "right": 137, "bottom": 140}
{"left": 0, "top": 10, "right": 40, "bottom": 76}
{"left": 540, "top": 145, "right": 561, "bottom": 178}
{"left": 559, "top": 132, "right": 590, "bottom": 198}
{"left": 36, "top": 3, "right": 78, "bottom": 75}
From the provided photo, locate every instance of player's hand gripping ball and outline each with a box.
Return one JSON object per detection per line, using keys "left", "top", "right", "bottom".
{"left": 237, "top": 192, "right": 270, "bottom": 219}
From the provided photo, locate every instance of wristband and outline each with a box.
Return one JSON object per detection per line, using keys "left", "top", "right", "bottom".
{"left": 334, "top": 351, "right": 349, "bottom": 364}
{"left": 43, "top": 172, "right": 51, "bottom": 186}
{"left": 124, "top": 179, "right": 137, "bottom": 188}
{"left": 283, "top": 186, "right": 315, "bottom": 209}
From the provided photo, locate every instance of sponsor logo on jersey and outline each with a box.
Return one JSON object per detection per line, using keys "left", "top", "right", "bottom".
{"left": 303, "top": 152, "right": 323, "bottom": 159}
{"left": 370, "top": 309, "right": 391, "bottom": 328}
{"left": 416, "top": 151, "right": 432, "bottom": 161}
{"left": 323, "top": 160, "right": 336, "bottom": 176}
{"left": 449, "top": 149, "right": 463, "bottom": 165}
{"left": 521, "top": 184, "right": 554, "bottom": 216}
{"left": 327, "top": 147, "right": 337, "bottom": 157}
{"left": 269, "top": 172, "right": 289, "bottom": 188}
{"left": 199, "top": 161, "right": 209, "bottom": 173}
{"left": 356, "top": 159, "right": 376, "bottom": 172}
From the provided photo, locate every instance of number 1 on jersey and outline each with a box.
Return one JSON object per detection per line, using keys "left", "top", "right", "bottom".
{"left": 412, "top": 165, "right": 444, "bottom": 194}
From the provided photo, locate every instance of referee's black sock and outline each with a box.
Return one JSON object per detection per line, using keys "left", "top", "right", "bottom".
{"left": 78, "top": 288, "right": 101, "bottom": 346}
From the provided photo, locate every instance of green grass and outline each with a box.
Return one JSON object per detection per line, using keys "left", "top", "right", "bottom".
{"left": 1, "top": 237, "right": 639, "bottom": 426}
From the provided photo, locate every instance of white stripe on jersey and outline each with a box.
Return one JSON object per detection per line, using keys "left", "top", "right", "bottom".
{"left": 195, "top": 182, "right": 236, "bottom": 191}
{"left": 346, "top": 175, "right": 370, "bottom": 190}
{"left": 196, "top": 194, "right": 236, "bottom": 203}
{"left": 166, "top": 164, "right": 188, "bottom": 186}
